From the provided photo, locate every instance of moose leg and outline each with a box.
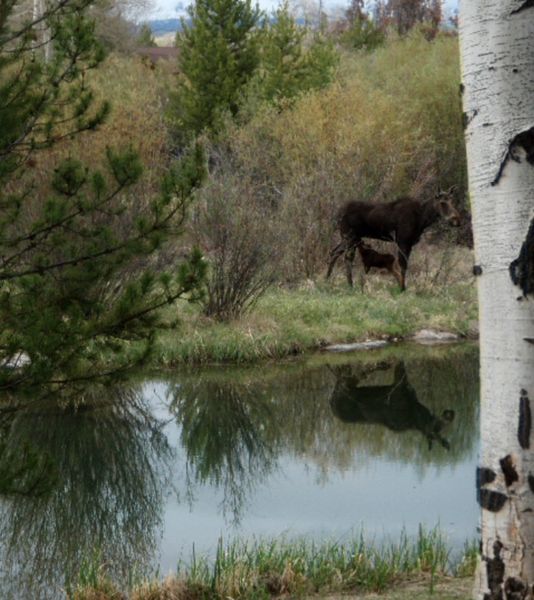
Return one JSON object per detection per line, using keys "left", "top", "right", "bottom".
{"left": 344, "top": 244, "right": 357, "bottom": 287}
{"left": 326, "top": 241, "right": 346, "bottom": 279}
{"left": 391, "top": 258, "right": 404, "bottom": 289}
{"left": 397, "top": 244, "right": 412, "bottom": 291}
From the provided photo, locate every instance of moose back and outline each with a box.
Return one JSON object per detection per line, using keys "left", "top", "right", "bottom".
{"left": 326, "top": 192, "right": 461, "bottom": 290}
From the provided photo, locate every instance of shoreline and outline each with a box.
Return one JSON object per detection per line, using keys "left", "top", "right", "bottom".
{"left": 152, "top": 283, "right": 478, "bottom": 367}
{"left": 69, "top": 528, "right": 477, "bottom": 600}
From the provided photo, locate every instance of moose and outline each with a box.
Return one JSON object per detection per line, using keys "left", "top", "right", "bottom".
{"left": 328, "top": 361, "right": 455, "bottom": 451}
{"left": 326, "top": 189, "right": 461, "bottom": 290}
{"left": 357, "top": 242, "right": 403, "bottom": 288}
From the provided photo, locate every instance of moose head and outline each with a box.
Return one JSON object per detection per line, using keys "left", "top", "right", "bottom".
{"left": 434, "top": 186, "right": 461, "bottom": 227}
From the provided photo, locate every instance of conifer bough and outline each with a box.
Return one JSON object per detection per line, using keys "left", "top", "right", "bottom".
{"left": 0, "top": 0, "right": 206, "bottom": 391}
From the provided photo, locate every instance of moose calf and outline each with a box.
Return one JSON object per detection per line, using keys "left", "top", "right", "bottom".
{"left": 326, "top": 188, "right": 461, "bottom": 290}
{"left": 357, "top": 242, "right": 403, "bottom": 288}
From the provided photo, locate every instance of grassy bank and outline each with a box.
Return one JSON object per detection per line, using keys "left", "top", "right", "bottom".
{"left": 69, "top": 528, "right": 477, "bottom": 599}
{"left": 153, "top": 277, "right": 477, "bottom": 366}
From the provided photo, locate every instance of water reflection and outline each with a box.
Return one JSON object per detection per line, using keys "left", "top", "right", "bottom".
{"left": 329, "top": 361, "right": 455, "bottom": 450}
{"left": 168, "top": 378, "right": 278, "bottom": 520}
{"left": 0, "top": 387, "right": 173, "bottom": 599}
{"left": 0, "top": 344, "right": 479, "bottom": 598}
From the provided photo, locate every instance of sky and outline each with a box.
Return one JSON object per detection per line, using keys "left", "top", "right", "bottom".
{"left": 148, "top": 0, "right": 458, "bottom": 20}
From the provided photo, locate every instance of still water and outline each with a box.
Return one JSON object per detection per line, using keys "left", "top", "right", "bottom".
{"left": 0, "top": 343, "right": 479, "bottom": 598}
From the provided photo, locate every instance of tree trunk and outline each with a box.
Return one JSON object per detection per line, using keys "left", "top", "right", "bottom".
{"left": 459, "top": 2, "right": 534, "bottom": 598}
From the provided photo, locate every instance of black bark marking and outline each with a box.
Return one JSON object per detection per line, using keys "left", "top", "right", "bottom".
{"left": 509, "top": 219, "right": 534, "bottom": 297}
{"left": 528, "top": 473, "right": 534, "bottom": 493}
{"left": 511, "top": 0, "right": 534, "bottom": 14}
{"left": 473, "top": 265, "right": 483, "bottom": 276}
{"left": 524, "top": 338, "right": 534, "bottom": 344}
{"left": 492, "top": 126, "right": 534, "bottom": 186}
{"left": 478, "top": 466, "right": 497, "bottom": 487}
{"left": 504, "top": 576, "right": 528, "bottom": 599}
{"left": 500, "top": 455, "right": 519, "bottom": 487}
{"left": 459, "top": 83, "right": 464, "bottom": 96}
{"left": 479, "top": 489, "right": 508, "bottom": 512}
{"left": 518, "top": 390, "right": 531, "bottom": 449}
{"left": 484, "top": 541, "right": 505, "bottom": 600}
{"left": 463, "top": 109, "right": 479, "bottom": 131}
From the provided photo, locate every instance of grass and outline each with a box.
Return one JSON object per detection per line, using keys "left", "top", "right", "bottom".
{"left": 68, "top": 527, "right": 478, "bottom": 599}
{"left": 152, "top": 277, "right": 477, "bottom": 366}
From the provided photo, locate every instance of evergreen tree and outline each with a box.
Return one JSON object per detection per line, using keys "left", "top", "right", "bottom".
{"left": 243, "top": 2, "right": 338, "bottom": 107}
{"left": 340, "top": 15, "right": 385, "bottom": 51}
{"left": 136, "top": 23, "right": 157, "bottom": 47}
{"left": 0, "top": 0, "right": 206, "bottom": 391}
{"left": 243, "top": 2, "right": 338, "bottom": 110}
{"left": 171, "top": 0, "right": 261, "bottom": 139}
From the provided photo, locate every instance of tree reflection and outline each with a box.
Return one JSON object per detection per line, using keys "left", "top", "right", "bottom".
{"left": 329, "top": 361, "right": 456, "bottom": 450}
{"left": 169, "top": 377, "right": 277, "bottom": 522}
{"left": 0, "top": 386, "right": 173, "bottom": 600}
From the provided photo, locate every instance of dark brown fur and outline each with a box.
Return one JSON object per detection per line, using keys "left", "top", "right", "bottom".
{"left": 357, "top": 242, "right": 403, "bottom": 287}
{"left": 326, "top": 190, "right": 461, "bottom": 290}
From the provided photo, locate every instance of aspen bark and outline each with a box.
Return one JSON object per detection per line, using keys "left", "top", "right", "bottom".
{"left": 459, "top": 1, "right": 534, "bottom": 598}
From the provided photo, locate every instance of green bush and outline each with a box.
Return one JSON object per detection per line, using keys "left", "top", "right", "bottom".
{"left": 224, "top": 32, "right": 467, "bottom": 279}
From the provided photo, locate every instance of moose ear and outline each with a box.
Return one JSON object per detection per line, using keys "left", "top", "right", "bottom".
{"left": 435, "top": 185, "right": 457, "bottom": 199}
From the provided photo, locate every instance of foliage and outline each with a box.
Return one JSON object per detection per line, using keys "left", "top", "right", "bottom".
{"left": 90, "top": 0, "right": 152, "bottom": 52}
{"left": 136, "top": 23, "right": 157, "bottom": 46}
{"left": 243, "top": 2, "right": 338, "bottom": 108}
{"left": 190, "top": 166, "right": 281, "bottom": 320}
{"left": 0, "top": 1, "right": 206, "bottom": 391}
{"left": 225, "top": 32, "right": 467, "bottom": 279}
{"left": 375, "top": 0, "right": 442, "bottom": 38}
{"left": 171, "top": 0, "right": 261, "bottom": 140}
{"left": 335, "top": 0, "right": 385, "bottom": 51}
{"left": 339, "top": 16, "right": 386, "bottom": 51}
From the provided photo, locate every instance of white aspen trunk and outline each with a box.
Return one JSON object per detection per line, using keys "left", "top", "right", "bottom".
{"left": 459, "top": 1, "right": 534, "bottom": 598}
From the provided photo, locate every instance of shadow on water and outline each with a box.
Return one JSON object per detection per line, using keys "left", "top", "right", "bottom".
{"left": 0, "top": 343, "right": 479, "bottom": 598}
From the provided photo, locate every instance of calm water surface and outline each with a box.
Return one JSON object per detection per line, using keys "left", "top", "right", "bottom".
{"left": 0, "top": 343, "right": 479, "bottom": 598}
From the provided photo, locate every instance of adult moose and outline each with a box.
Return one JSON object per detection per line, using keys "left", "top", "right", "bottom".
{"left": 326, "top": 189, "right": 461, "bottom": 290}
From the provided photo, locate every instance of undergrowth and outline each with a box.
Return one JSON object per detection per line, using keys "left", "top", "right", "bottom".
{"left": 69, "top": 527, "right": 478, "bottom": 599}
{"left": 153, "top": 276, "right": 477, "bottom": 366}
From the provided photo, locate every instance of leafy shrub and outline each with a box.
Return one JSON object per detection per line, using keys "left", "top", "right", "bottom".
{"left": 224, "top": 32, "right": 467, "bottom": 280}
{"left": 190, "top": 169, "right": 281, "bottom": 320}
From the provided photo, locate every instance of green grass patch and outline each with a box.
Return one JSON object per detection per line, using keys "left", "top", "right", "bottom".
{"left": 152, "top": 280, "right": 477, "bottom": 366}
{"left": 69, "top": 527, "right": 478, "bottom": 599}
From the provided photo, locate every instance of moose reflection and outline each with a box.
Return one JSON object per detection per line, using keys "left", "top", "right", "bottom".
{"left": 329, "top": 361, "right": 455, "bottom": 450}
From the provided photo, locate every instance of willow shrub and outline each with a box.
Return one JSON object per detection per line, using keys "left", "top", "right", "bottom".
{"left": 29, "top": 55, "right": 172, "bottom": 206}
{"left": 189, "top": 168, "right": 282, "bottom": 321}
{"left": 226, "top": 31, "right": 467, "bottom": 280}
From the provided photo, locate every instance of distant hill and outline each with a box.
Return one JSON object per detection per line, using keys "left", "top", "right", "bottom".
{"left": 147, "top": 18, "right": 184, "bottom": 36}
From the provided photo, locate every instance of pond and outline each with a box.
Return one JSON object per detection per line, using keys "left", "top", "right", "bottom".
{"left": 0, "top": 343, "right": 479, "bottom": 599}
